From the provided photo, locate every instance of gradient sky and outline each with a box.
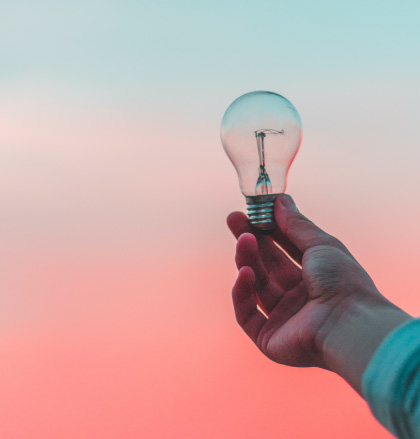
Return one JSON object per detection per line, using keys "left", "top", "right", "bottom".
{"left": 1, "top": 1, "right": 420, "bottom": 438}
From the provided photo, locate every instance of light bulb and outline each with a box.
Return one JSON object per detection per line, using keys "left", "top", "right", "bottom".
{"left": 221, "top": 91, "right": 302, "bottom": 232}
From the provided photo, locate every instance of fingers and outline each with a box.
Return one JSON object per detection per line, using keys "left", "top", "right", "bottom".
{"left": 227, "top": 212, "right": 300, "bottom": 264}
{"left": 269, "top": 228, "right": 303, "bottom": 266}
{"left": 227, "top": 211, "right": 255, "bottom": 240}
{"left": 227, "top": 212, "right": 302, "bottom": 290}
{"left": 233, "top": 268, "right": 308, "bottom": 360}
{"left": 274, "top": 194, "right": 354, "bottom": 258}
{"left": 235, "top": 233, "right": 283, "bottom": 313}
{"left": 235, "top": 234, "right": 268, "bottom": 286}
{"left": 232, "top": 266, "right": 267, "bottom": 344}
{"left": 258, "top": 282, "right": 306, "bottom": 344}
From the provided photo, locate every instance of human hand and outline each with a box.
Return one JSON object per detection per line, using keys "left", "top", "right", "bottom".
{"left": 227, "top": 194, "right": 410, "bottom": 386}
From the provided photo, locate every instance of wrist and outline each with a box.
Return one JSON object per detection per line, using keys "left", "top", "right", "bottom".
{"left": 316, "top": 293, "right": 412, "bottom": 395}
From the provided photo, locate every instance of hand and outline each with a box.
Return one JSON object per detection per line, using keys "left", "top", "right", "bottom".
{"left": 227, "top": 194, "right": 410, "bottom": 385}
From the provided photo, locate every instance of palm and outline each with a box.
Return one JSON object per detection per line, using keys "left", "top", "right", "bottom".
{"left": 227, "top": 210, "right": 369, "bottom": 369}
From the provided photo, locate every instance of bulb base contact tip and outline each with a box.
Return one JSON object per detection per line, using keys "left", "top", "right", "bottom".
{"left": 245, "top": 194, "right": 278, "bottom": 233}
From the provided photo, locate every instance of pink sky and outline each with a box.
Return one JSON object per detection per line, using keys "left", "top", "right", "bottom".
{"left": 2, "top": 89, "right": 419, "bottom": 437}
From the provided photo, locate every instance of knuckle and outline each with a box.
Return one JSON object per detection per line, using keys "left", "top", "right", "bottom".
{"left": 325, "top": 234, "right": 343, "bottom": 247}
{"left": 256, "top": 326, "right": 269, "bottom": 354}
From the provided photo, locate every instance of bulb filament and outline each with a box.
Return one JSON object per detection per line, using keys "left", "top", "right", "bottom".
{"left": 254, "top": 129, "right": 284, "bottom": 195}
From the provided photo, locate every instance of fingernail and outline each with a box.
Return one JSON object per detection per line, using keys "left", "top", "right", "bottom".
{"left": 281, "top": 194, "right": 297, "bottom": 211}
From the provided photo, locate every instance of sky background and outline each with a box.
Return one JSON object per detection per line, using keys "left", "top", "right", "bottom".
{"left": 1, "top": 0, "right": 420, "bottom": 437}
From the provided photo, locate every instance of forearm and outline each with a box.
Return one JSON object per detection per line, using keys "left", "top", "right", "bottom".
{"left": 317, "top": 294, "right": 412, "bottom": 395}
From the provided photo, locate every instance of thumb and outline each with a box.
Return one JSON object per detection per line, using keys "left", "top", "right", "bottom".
{"left": 274, "top": 194, "right": 345, "bottom": 255}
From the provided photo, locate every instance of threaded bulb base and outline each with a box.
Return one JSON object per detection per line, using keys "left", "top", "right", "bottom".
{"left": 245, "top": 194, "right": 278, "bottom": 233}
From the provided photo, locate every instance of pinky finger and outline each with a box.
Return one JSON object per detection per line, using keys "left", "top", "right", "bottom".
{"left": 233, "top": 266, "right": 267, "bottom": 344}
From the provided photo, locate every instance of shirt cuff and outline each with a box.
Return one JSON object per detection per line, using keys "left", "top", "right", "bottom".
{"left": 362, "top": 318, "right": 420, "bottom": 439}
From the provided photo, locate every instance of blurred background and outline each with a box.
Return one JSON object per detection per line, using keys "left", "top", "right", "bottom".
{"left": 1, "top": 0, "right": 419, "bottom": 437}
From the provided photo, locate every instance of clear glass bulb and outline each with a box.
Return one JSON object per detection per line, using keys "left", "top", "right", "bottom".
{"left": 221, "top": 91, "right": 302, "bottom": 232}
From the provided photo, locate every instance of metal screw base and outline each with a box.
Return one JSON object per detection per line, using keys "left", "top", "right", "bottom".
{"left": 245, "top": 194, "right": 278, "bottom": 233}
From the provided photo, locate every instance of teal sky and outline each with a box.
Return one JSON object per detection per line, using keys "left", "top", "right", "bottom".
{"left": 1, "top": 0, "right": 419, "bottom": 223}
{"left": 1, "top": 0, "right": 419, "bottom": 111}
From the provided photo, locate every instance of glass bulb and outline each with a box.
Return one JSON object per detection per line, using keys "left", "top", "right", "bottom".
{"left": 221, "top": 91, "right": 302, "bottom": 232}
